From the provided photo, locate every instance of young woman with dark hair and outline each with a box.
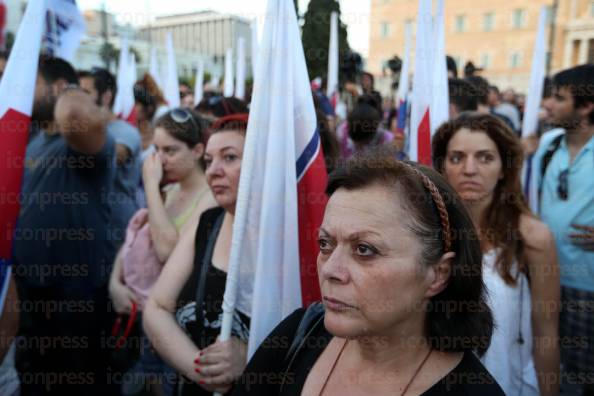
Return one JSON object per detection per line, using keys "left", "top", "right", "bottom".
{"left": 232, "top": 147, "right": 504, "bottom": 395}
{"left": 108, "top": 108, "right": 215, "bottom": 394}
{"left": 433, "top": 112, "right": 560, "bottom": 396}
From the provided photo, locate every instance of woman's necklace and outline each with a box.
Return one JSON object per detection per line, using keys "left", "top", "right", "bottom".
{"left": 318, "top": 339, "right": 433, "bottom": 396}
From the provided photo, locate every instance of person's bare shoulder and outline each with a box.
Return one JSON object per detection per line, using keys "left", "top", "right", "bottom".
{"left": 519, "top": 214, "right": 555, "bottom": 252}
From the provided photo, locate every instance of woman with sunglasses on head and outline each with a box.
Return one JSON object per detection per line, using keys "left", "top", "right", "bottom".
{"left": 108, "top": 108, "right": 215, "bottom": 395}
{"left": 232, "top": 148, "right": 504, "bottom": 395}
{"left": 432, "top": 112, "right": 560, "bottom": 396}
{"left": 144, "top": 114, "right": 250, "bottom": 396}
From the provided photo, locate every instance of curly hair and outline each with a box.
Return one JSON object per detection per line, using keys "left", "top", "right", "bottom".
{"left": 432, "top": 112, "right": 531, "bottom": 285}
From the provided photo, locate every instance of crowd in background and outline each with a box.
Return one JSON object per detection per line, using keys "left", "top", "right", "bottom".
{"left": 0, "top": 50, "right": 592, "bottom": 396}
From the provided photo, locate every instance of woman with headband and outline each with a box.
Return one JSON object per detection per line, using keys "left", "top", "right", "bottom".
{"left": 432, "top": 112, "right": 560, "bottom": 396}
{"left": 232, "top": 148, "right": 505, "bottom": 395}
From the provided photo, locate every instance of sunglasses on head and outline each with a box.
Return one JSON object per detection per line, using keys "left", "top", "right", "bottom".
{"left": 557, "top": 169, "right": 569, "bottom": 200}
{"left": 171, "top": 107, "right": 199, "bottom": 132}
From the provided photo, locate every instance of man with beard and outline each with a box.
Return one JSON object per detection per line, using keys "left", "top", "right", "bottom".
{"left": 540, "top": 64, "right": 594, "bottom": 396}
{"left": 13, "top": 56, "right": 118, "bottom": 395}
{"left": 78, "top": 68, "right": 142, "bottom": 239}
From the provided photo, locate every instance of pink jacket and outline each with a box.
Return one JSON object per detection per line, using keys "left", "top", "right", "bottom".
{"left": 121, "top": 208, "right": 163, "bottom": 309}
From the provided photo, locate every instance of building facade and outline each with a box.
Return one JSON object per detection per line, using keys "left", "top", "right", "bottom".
{"left": 368, "top": 0, "right": 594, "bottom": 94}
{"left": 75, "top": 10, "right": 215, "bottom": 81}
{"left": 139, "top": 11, "right": 253, "bottom": 75}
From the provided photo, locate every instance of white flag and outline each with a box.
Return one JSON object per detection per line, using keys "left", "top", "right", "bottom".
{"left": 326, "top": 11, "right": 339, "bottom": 100}
{"left": 523, "top": 6, "right": 549, "bottom": 213}
{"left": 164, "top": 32, "right": 180, "bottom": 108}
{"left": 522, "top": 6, "right": 548, "bottom": 138}
{"left": 149, "top": 47, "right": 162, "bottom": 90}
{"left": 251, "top": 19, "right": 259, "bottom": 79}
{"left": 431, "top": 0, "right": 449, "bottom": 134}
{"left": 210, "top": 74, "right": 221, "bottom": 91}
{"left": 0, "top": 0, "right": 46, "bottom": 263}
{"left": 235, "top": 38, "right": 246, "bottom": 100}
{"left": 194, "top": 59, "right": 204, "bottom": 107}
{"left": 219, "top": 0, "right": 327, "bottom": 360}
{"left": 409, "top": 0, "right": 433, "bottom": 165}
{"left": 44, "top": 0, "right": 86, "bottom": 62}
{"left": 224, "top": 47, "right": 234, "bottom": 97}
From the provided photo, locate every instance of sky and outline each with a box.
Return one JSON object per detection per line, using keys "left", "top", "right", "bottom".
{"left": 77, "top": 0, "right": 371, "bottom": 57}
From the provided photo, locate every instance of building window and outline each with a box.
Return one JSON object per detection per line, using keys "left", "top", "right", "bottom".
{"left": 380, "top": 22, "right": 391, "bottom": 38}
{"left": 481, "top": 53, "right": 492, "bottom": 68}
{"left": 512, "top": 9, "right": 525, "bottom": 28}
{"left": 454, "top": 15, "right": 467, "bottom": 32}
{"left": 572, "top": 40, "right": 581, "bottom": 65}
{"left": 483, "top": 12, "right": 494, "bottom": 31}
{"left": 588, "top": 39, "right": 594, "bottom": 63}
{"left": 510, "top": 51, "right": 522, "bottom": 68}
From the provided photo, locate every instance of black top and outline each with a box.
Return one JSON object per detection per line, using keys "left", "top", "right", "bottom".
{"left": 175, "top": 207, "right": 250, "bottom": 396}
{"left": 232, "top": 308, "right": 505, "bottom": 396}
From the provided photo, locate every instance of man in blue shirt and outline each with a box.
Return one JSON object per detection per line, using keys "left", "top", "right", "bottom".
{"left": 540, "top": 64, "right": 594, "bottom": 395}
{"left": 13, "top": 57, "right": 118, "bottom": 395}
{"left": 79, "top": 68, "right": 142, "bottom": 241}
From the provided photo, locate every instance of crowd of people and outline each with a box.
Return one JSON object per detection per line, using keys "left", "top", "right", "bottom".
{"left": 0, "top": 50, "right": 593, "bottom": 396}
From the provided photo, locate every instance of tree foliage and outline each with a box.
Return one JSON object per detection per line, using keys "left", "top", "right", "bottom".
{"left": 301, "top": 0, "right": 349, "bottom": 82}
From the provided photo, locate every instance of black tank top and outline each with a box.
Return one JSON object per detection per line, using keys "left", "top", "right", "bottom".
{"left": 175, "top": 207, "right": 250, "bottom": 396}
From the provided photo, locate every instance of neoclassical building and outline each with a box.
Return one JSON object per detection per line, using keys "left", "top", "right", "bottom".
{"left": 368, "top": 0, "right": 594, "bottom": 93}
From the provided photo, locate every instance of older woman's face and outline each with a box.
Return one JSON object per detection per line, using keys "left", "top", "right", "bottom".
{"left": 204, "top": 131, "right": 245, "bottom": 213}
{"left": 318, "top": 183, "right": 434, "bottom": 339}
{"left": 443, "top": 128, "right": 503, "bottom": 204}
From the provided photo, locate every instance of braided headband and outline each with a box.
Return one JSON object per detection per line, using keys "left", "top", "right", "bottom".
{"left": 401, "top": 162, "right": 452, "bottom": 253}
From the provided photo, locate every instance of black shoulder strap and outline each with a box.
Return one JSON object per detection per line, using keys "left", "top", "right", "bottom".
{"left": 540, "top": 134, "right": 564, "bottom": 180}
{"left": 279, "top": 302, "right": 325, "bottom": 392}
{"left": 285, "top": 302, "right": 325, "bottom": 362}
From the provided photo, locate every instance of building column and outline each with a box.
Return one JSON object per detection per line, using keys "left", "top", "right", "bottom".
{"left": 563, "top": 36, "right": 573, "bottom": 68}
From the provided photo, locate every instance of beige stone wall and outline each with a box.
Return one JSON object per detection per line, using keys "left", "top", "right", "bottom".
{"left": 367, "top": 0, "right": 589, "bottom": 95}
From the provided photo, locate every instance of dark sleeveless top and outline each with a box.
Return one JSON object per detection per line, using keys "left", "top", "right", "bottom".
{"left": 231, "top": 308, "right": 505, "bottom": 396}
{"left": 175, "top": 207, "right": 250, "bottom": 396}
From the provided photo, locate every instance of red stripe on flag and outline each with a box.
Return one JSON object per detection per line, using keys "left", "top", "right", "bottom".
{"left": 297, "top": 150, "right": 327, "bottom": 306}
{"left": 418, "top": 109, "right": 431, "bottom": 166}
{"left": 0, "top": 109, "right": 30, "bottom": 258}
{"left": 125, "top": 106, "right": 137, "bottom": 127}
